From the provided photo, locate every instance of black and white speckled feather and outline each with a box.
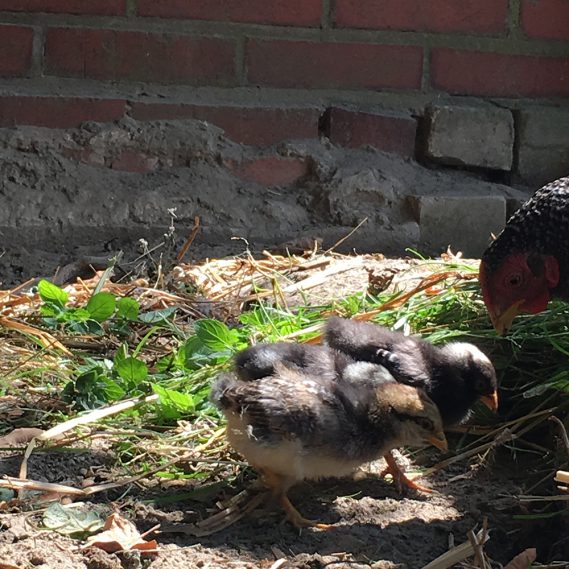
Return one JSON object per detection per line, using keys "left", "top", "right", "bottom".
{"left": 234, "top": 342, "right": 396, "bottom": 388}
{"left": 482, "top": 176, "right": 569, "bottom": 299}
{"left": 234, "top": 343, "right": 353, "bottom": 383}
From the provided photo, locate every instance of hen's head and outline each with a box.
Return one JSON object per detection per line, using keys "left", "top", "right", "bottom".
{"left": 479, "top": 252, "right": 559, "bottom": 334}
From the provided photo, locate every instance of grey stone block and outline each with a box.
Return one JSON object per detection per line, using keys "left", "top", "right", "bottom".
{"left": 425, "top": 105, "right": 514, "bottom": 171}
{"left": 517, "top": 107, "right": 569, "bottom": 187}
{"left": 408, "top": 194, "right": 506, "bottom": 257}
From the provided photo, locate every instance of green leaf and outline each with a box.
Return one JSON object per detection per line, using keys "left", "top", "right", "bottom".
{"left": 86, "top": 292, "right": 116, "bottom": 322}
{"left": 114, "top": 344, "right": 128, "bottom": 366}
{"left": 152, "top": 383, "right": 195, "bottom": 420}
{"left": 194, "top": 319, "right": 240, "bottom": 352}
{"left": 114, "top": 356, "right": 148, "bottom": 386}
{"left": 138, "top": 307, "right": 177, "bottom": 324}
{"left": 175, "top": 336, "right": 218, "bottom": 370}
{"left": 43, "top": 503, "right": 105, "bottom": 536}
{"left": 38, "top": 280, "right": 68, "bottom": 308}
{"left": 67, "top": 319, "right": 105, "bottom": 335}
{"left": 40, "top": 304, "right": 61, "bottom": 318}
{"left": 60, "top": 308, "right": 91, "bottom": 323}
{"left": 101, "top": 378, "right": 126, "bottom": 401}
{"left": 117, "top": 297, "right": 140, "bottom": 321}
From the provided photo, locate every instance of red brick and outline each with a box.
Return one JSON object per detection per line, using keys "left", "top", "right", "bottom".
{"left": 431, "top": 49, "right": 569, "bottom": 97}
{"left": 323, "top": 108, "right": 417, "bottom": 157}
{"left": 62, "top": 146, "right": 105, "bottom": 166}
{"left": 0, "top": 96, "right": 126, "bottom": 128}
{"left": 0, "top": 0, "right": 125, "bottom": 15}
{"left": 138, "top": 0, "right": 321, "bottom": 26}
{"left": 230, "top": 156, "right": 310, "bottom": 186}
{"left": 111, "top": 150, "right": 159, "bottom": 173}
{"left": 246, "top": 40, "right": 423, "bottom": 90}
{"left": 0, "top": 25, "right": 33, "bottom": 77}
{"left": 336, "top": 0, "right": 508, "bottom": 34}
{"left": 45, "top": 28, "right": 236, "bottom": 85}
{"left": 522, "top": 0, "right": 569, "bottom": 40}
{"left": 129, "top": 103, "right": 321, "bottom": 145}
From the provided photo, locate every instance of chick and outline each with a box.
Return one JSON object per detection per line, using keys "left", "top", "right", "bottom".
{"left": 324, "top": 316, "right": 499, "bottom": 425}
{"left": 234, "top": 342, "right": 351, "bottom": 383}
{"left": 234, "top": 341, "right": 440, "bottom": 493}
{"left": 211, "top": 366, "right": 447, "bottom": 529}
{"left": 235, "top": 341, "right": 394, "bottom": 386}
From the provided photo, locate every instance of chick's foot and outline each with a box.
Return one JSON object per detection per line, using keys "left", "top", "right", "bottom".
{"left": 381, "top": 451, "right": 433, "bottom": 494}
{"left": 261, "top": 468, "right": 333, "bottom": 530}
{"left": 280, "top": 495, "right": 333, "bottom": 530}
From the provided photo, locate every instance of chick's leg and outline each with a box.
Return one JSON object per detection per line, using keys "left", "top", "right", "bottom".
{"left": 381, "top": 451, "right": 432, "bottom": 494}
{"left": 261, "top": 468, "right": 332, "bottom": 530}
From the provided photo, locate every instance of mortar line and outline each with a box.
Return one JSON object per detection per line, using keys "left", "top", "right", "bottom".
{"left": 508, "top": 0, "right": 522, "bottom": 40}
{"left": 235, "top": 36, "right": 246, "bottom": 86}
{"left": 2, "top": 12, "right": 568, "bottom": 57}
{"left": 321, "top": 0, "right": 334, "bottom": 30}
{"left": 421, "top": 46, "right": 431, "bottom": 93}
{"left": 31, "top": 25, "right": 45, "bottom": 78}
{"left": 126, "top": 0, "right": 137, "bottom": 18}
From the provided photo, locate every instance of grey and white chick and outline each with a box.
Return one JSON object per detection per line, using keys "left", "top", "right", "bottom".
{"left": 211, "top": 365, "right": 447, "bottom": 529}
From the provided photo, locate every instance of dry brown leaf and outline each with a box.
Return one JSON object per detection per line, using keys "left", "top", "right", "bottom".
{"left": 84, "top": 512, "right": 158, "bottom": 554}
{"left": 503, "top": 548, "right": 537, "bottom": 569}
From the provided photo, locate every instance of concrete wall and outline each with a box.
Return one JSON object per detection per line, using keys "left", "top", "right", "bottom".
{"left": 0, "top": 1, "right": 567, "bottom": 186}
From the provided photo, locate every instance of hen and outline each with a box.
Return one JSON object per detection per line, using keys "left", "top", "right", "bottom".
{"left": 212, "top": 366, "right": 447, "bottom": 529}
{"left": 480, "top": 176, "right": 569, "bottom": 334}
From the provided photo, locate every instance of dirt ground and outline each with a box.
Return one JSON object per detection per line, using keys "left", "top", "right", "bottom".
{"left": 0, "top": 440, "right": 564, "bottom": 569}
{"left": 0, "top": 253, "right": 566, "bottom": 568}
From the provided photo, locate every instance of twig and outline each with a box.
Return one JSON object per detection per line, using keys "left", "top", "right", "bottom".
{"left": 176, "top": 216, "right": 201, "bottom": 262}
{"left": 0, "top": 476, "right": 87, "bottom": 496}
{"left": 549, "top": 416, "right": 569, "bottom": 459}
{"left": 467, "top": 530, "right": 485, "bottom": 568}
{"left": 0, "top": 317, "right": 71, "bottom": 354}
{"left": 37, "top": 394, "right": 159, "bottom": 441}
{"left": 324, "top": 217, "right": 368, "bottom": 254}
{"left": 422, "top": 527, "right": 490, "bottom": 569}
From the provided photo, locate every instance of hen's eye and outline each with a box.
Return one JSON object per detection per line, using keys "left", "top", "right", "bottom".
{"left": 507, "top": 273, "right": 522, "bottom": 287}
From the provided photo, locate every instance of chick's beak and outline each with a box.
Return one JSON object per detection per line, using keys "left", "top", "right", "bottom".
{"left": 488, "top": 300, "right": 524, "bottom": 335}
{"left": 427, "top": 432, "right": 448, "bottom": 453}
{"left": 481, "top": 391, "right": 499, "bottom": 412}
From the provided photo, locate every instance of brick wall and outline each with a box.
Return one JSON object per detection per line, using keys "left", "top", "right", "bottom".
{"left": 0, "top": 1, "right": 568, "bottom": 184}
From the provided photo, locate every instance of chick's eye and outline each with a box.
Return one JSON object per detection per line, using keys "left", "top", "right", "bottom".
{"left": 417, "top": 418, "right": 433, "bottom": 431}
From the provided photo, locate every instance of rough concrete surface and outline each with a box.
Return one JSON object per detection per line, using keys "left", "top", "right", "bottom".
{"left": 425, "top": 104, "right": 514, "bottom": 171}
{"left": 517, "top": 106, "right": 569, "bottom": 187}
{"left": 0, "top": 117, "right": 530, "bottom": 285}
{"left": 408, "top": 194, "right": 506, "bottom": 255}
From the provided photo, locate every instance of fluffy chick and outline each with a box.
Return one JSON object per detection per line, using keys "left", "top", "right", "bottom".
{"left": 324, "top": 316, "right": 498, "bottom": 426}
{"left": 235, "top": 341, "right": 394, "bottom": 386}
{"left": 211, "top": 366, "right": 447, "bottom": 529}
{"left": 234, "top": 342, "right": 351, "bottom": 383}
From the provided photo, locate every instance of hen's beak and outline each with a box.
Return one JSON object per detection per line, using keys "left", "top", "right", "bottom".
{"left": 427, "top": 432, "right": 448, "bottom": 453}
{"left": 481, "top": 391, "right": 499, "bottom": 412}
{"left": 489, "top": 300, "right": 524, "bottom": 335}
